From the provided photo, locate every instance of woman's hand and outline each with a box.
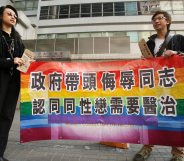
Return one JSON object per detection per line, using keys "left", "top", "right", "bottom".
{"left": 14, "top": 57, "right": 24, "bottom": 66}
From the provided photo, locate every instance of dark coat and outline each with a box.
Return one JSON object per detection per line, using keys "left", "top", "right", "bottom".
{"left": 147, "top": 34, "right": 184, "bottom": 57}
{"left": 0, "top": 29, "right": 25, "bottom": 111}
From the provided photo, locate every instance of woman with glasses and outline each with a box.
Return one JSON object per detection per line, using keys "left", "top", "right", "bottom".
{"left": 0, "top": 5, "right": 25, "bottom": 161}
{"left": 133, "top": 10, "right": 184, "bottom": 161}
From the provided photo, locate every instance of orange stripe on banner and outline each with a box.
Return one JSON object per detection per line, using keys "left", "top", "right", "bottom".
{"left": 26, "top": 56, "right": 184, "bottom": 75}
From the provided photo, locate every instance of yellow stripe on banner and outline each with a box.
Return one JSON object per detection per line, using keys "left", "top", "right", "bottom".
{"left": 21, "top": 83, "right": 184, "bottom": 102}
{"left": 21, "top": 88, "right": 49, "bottom": 102}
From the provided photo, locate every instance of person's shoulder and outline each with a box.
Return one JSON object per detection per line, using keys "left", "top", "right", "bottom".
{"left": 172, "top": 34, "right": 184, "bottom": 39}
{"left": 147, "top": 34, "right": 157, "bottom": 44}
{"left": 148, "top": 34, "right": 157, "bottom": 40}
{"left": 171, "top": 34, "right": 184, "bottom": 42}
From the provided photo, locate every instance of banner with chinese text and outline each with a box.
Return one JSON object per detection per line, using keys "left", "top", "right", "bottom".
{"left": 20, "top": 55, "right": 184, "bottom": 146}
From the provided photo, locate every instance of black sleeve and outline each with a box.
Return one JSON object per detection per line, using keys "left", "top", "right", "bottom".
{"left": 0, "top": 36, "right": 14, "bottom": 69}
{"left": 178, "top": 35, "right": 184, "bottom": 53}
{"left": 146, "top": 40, "right": 155, "bottom": 57}
{"left": 169, "top": 34, "right": 184, "bottom": 53}
{"left": 18, "top": 38, "right": 25, "bottom": 57}
{"left": 0, "top": 58, "right": 14, "bottom": 69}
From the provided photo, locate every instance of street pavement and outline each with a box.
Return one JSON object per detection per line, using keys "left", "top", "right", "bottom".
{"left": 5, "top": 109, "right": 172, "bottom": 161}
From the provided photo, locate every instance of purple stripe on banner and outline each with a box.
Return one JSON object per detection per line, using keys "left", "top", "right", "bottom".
{"left": 48, "top": 115, "right": 158, "bottom": 126}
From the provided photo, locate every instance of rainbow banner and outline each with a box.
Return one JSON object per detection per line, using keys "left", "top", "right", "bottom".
{"left": 20, "top": 55, "right": 184, "bottom": 146}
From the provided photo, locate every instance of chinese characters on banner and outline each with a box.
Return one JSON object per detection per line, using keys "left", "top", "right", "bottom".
{"left": 20, "top": 55, "right": 184, "bottom": 146}
{"left": 31, "top": 67, "right": 177, "bottom": 117}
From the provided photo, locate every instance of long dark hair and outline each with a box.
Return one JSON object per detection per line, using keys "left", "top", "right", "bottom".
{"left": 0, "top": 5, "right": 21, "bottom": 40}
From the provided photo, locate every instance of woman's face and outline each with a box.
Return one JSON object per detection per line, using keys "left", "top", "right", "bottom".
{"left": 2, "top": 8, "right": 17, "bottom": 27}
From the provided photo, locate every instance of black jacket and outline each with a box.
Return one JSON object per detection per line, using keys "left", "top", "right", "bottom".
{"left": 0, "top": 29, "right": 25, "bottom": 107}
{"left": 147, "top": 34, "right": 184, "bottom": 57}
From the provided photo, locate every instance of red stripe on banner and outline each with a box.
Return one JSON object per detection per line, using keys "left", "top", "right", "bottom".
{"left": 145, "top": 130, "right": 184, "bottom": 147}
{"left": 20, "top": 127, "right": 184, "bottom": 146}
{"left": 20, "top": 127, "right": 51, "bottom": 143}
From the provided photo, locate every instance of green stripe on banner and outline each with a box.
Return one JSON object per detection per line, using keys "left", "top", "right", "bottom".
{"left": 20, "top": 102, "right": 32, "bottom": 116}
{"left": 176, "top": 99, "right": 184, "bottom": 115}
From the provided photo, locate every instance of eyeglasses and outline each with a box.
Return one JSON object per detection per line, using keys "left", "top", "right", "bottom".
{"left": 6, "top": 11, "right": 17, "bottom": 19}
{"left": 152, "top": 16, "right": 166, "bottom": 23}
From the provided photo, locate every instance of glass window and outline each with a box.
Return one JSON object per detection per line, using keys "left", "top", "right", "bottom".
{"left": 70, "top": 4, "right": 80, "bottom": 18}
{"left": 160, "top": 1, "right": 172, "bottom": 13}
{"left": 14, "top": 1, "right": 26, "bottom": 10}
{"left": 15, "top": 0, "right": 39, "bottom": 11}
{"left": 56, "top": 34, "right": 67, "bottom": 39}
{"left": 36, "top": 39, "right": 55, "bottom": 52}
{"left": 127, "top": 32, "right": 138, "bottom": 42}
{"left": 125, "top": 2, "right": 138, "bottom": 16}
{"left": 81, "top": 4, "right": 91, "bottom": 17}
{"left": 26, "top": 1, "right": 34, "bottom": 10}
{"left": 139, "top": 32, "right": 151, "bottom": 41}
{"left": 91, "top": 32, "right": 102, "bottom": 37}
{"left": 79, "top": 33, "right": 91, "bottom": 38}
{"left": 102, "top": 32, "right": 114, "bottom": 37}
{"left": 40, "top": 6, "right": 49, "bottom": 20}
{"left": 47, "top": 34, "right": 56, "bottom": 39}
{"left": 23, "top": 40, "right": 36, "bottom": 52}
{"left": 38, "top": 34, "right": 48, "bottom": 39}
{"left": 113, "top": 32, "right": 126, "bottom": 37}
{"left": 94, "top": 37, "right": 109, "bottom": 54}
{"left": 138, "top": 1, "right": 150, "bottom": 15}
{"left": 59, "top": 5, "right": 69, "bottom": 19}
{"left": 114, "top": 2, "right": 125, "bottom": 16}
{"left": 48, "top": 6, "right": 58, "bottom": 19}
{"left": 103, "top": 3, "right": 113, "bottom": 16}
{"left": 92, "top": 3, "right": 102, "bottom": 17}
{"left": 38, "top": 34, "right": 55, "bottom": 39}
{"left": 33, "top": 1, "right": 39, "bottom": 10}
{"left": 110, "top": 37, "right": 130, "bottom": 54}
{"left": 172, "top": 1, "right": 184, "bottom": 14}
{"left": 67, "top": 33, "right": 79, "bottom": 38}
{"left": 138, "top": 1, "right": 160, "bottom": 15}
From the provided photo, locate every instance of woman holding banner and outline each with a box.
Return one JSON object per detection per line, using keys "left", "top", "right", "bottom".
{"left": 133, "top": 10, "right": 184, "bottom": 161}
{"left": 0, "top": 5, "right": 25, "bottom": 161}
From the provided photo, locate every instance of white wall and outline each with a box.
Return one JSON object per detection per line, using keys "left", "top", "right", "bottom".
{"left": 0, "top": 0, "right": 13, "bottom": 6}
{"left": 16, "top": 11, "right": 37, "bottom": 40}
{"left": 38, "top": 14, "right": 184, "bottom": 31}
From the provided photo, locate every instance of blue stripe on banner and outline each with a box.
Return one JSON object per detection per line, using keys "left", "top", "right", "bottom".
{"left": 21, "top": 119, "right": 48, "bottom": 128}
{"left": 20, "top": 115, "right": 48, "bottom": 120}
{"left": 158, "top": 116, "right": 184, "bottom": 121}
{"left": 146, "top": 125, "right": 184, "bottom": 131}
{"left": 158, "top": 121, "right": 184, "bottom": 128}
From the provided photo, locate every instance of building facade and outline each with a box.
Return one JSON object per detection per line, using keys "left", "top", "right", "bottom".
{"left": 0, "top": 0, "right": 13, "bottom": 6}
{"left": 12, "top": 0, "right": 184, "bottom": 59}
{"left": 0, "top": 0, "right": 36, "bottom": 40}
